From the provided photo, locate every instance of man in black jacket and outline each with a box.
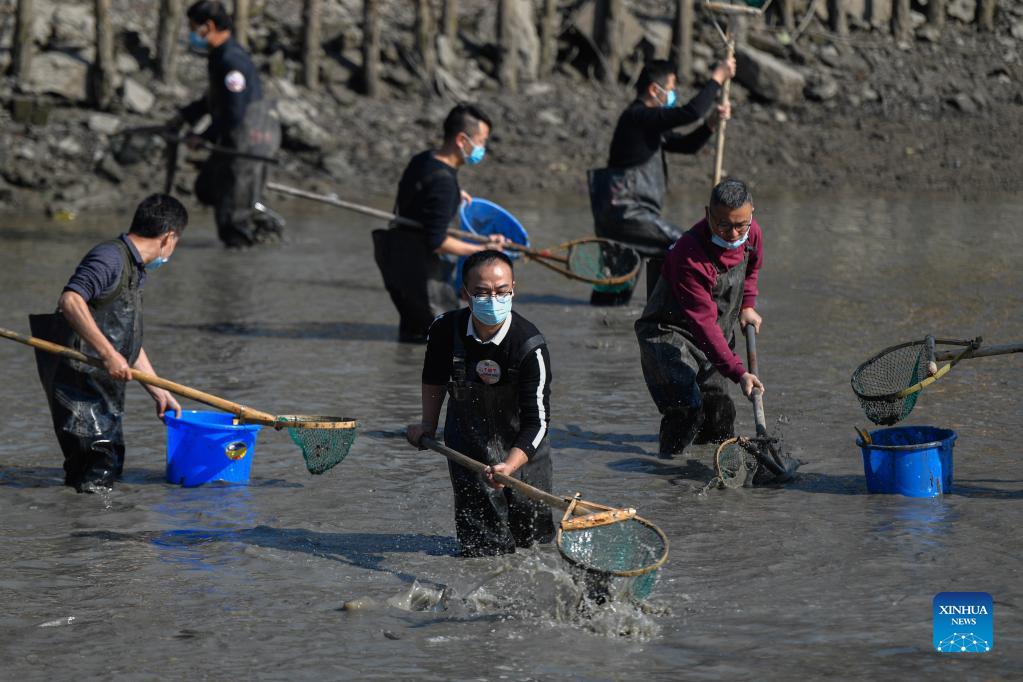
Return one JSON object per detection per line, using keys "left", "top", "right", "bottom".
{"left": 174, "top": 0, "right": 282, "bottom": 247}
{"left": 373, "top": 104, "right": 505, "bottom": 343}
{"left": 589, "top": 58, "right": 734, "bottom": 305}
{"left": 407, "top": 251, "right": 555, "bottom": 557}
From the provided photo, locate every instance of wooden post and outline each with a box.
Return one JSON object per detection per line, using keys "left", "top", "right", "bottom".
{"left": 780, "top": 0, "right": 795, "bottom": 31}
{"left": 827, "top": 0, "right": 849, "bottom": 37}
{"left": 156, "top": 0, "right": 183, "bottom": 84}
{"left": 415, "top": 0, "right": 437, "bottom": 80}
{"left": 539, "top": 0, "right": 558, "bottom": 77}
{"left": 234, "top": 0, "right": 250, "bottom": 48}
{"left": 926, "top": 0, "right": 946, "bottom": 32}
{"left": 12, "top": 0, "right": 33, "bottom": 81}
{"left": 892, "top": 0, "right": 912, "bottom": 43}
{"left": 671, "top": 0, "right": 694, "bottom": 81}
{"left": 496, "top": 0, "right": 518, "bottom": 92}
{"left": 362, "top": 0, "right": 381, "bottom": 96}
{"left": 599, "top": 0, "right": 624, "bottom": 85}
{"left": 442, "top": 0, "right": 458, "bottom": 42}
{"left": 975, "top": 0, "right": 997, "bottom": 32}
{"left": 93, "top": 0, "right": 116, "bottom": 109}
{"left": 302, "top": 0, "right": 322, "bottom": 88}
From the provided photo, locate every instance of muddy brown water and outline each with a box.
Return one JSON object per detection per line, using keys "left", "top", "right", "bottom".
{"left": 1, "top": 191, "right": 1021, "bottom": 678}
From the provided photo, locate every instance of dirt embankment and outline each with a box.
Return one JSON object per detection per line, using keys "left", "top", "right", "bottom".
{"left": 1, "top": 0, "right": 1021, "bottom": 221}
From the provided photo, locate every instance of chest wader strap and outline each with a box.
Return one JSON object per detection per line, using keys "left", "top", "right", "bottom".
{"left": 90, "top": 239, "right": 134, "bottom": 309}
{"left": 506, "top": 333, "right": 546, "bottom": 383}
{"left": 449, "top": 312, "right": 470, "bottom": 401}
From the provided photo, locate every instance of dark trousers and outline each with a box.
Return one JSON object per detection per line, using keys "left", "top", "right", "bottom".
{"left": 447, "top": 456, "right": 555, "bottom": 557}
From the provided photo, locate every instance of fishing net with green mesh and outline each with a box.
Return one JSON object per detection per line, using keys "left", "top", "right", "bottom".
{"left": 557, "top": 509, "right": 669, "bottom": 601}
{"left": 565, "top": 240, "right": 641, "bottom": 287}
{"left": 269, "top": 416, "right": 359, "bottom": 475}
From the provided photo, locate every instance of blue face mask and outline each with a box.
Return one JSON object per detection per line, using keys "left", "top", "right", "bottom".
{"left": 470, "top": 294, "right": 512, "bottom": 326}
{"left": 145, "top": 256, "right": 169, "bottom": 271}
{"left": 710, "top": 231, "right": 749, "bottom": 250}
{"left": 462, "top": 136, "right": 486, "bottom": 166}
{"left": 189, "top": 30, "right": 209, "bottom": 52}
{"left": 656, "top": 84, "right": 677, "bottom": 108}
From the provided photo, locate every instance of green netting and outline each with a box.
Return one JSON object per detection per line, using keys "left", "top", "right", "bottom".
{"left": 557, "top": 517, "right": 667, "bottom": 600}
{"left": 278, "top": 417, "right": 359, "bottom": 475}
{"left": 569, "top": 241, "right": 640, "bottom": 288}
{"left": 850, "top": 341, "right": 929, "bottom": 426}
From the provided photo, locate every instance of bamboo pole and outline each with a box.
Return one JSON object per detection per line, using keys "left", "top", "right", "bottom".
{"left": 926, "top": 0, "right": 946, "bottom": 32}
{"left": 975, "top": 0, "right": 997, "bottom": 32}
{"left": 539, "top": 0, "right": 558, "bottom": 77}
{"left": 362, "top": 0, "right": 381, "bottom": 96}
{"left": 599, "top": 0, "right": 624, "bottom": 84}
{"left": 302, "top": 0, "right": 322, "bottom": 88}
{"left": 671, "top": 0, "right": 694, "bottom": 81}
{"left": 827, "top": 0, "right": 848, "bottom": 38}
{"left": 442, "top": 0, "right": 458, "bottom": 42}
{"left": 234, "top": 0, "right": 250, "bottom": 47}
{"left": 93, "top": 0, "right": 116, "bottom": 109}
{"left": 780, "top": 0, "right": 795, "bottom": 31}
{"left": 156, "top": 0, "right": 183, "bottom": 84}
{"left": 496, "top": 0, "right": 518, "bottom": 92}
{"left": 415, "top": 0, "right": 438, "bottom": 81}
{"left": 12, "top": 0, "right": 34, "bottom": 81}
{"left": 892, "top": 0, "right": 912, "bottom": 43}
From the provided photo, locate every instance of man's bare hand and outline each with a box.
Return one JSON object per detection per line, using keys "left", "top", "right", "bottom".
{"left": 739, "top": 372, "right": 764, "bottom": 398}
{"left": 406, "top": 423, "right": 434, "bottom": 449}
{"left": 739, "top": 308, "right": 761, "bottom": 334}
{"left": 103, "top": 350, "right": 132, "bottom": 382}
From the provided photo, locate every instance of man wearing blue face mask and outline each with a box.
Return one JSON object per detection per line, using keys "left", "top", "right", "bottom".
{"left": 29, "top": 194, "right": 187, "bottom": 492}
{"left": 634, "top": 178, "right": 764, "bottom": 458}
{"left": 171, "top": 1, "right": 282, "bottom": 248}
{"left": 374, "top": 104, "right": 505, "bottom": 343}
{"left": 588, "top": 58, "right": 735, "bottom": 306}
{"left": 407, "top": 251, "right": 555, "bottom": 557}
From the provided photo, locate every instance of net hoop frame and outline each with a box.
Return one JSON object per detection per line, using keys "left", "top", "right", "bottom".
{"left": 555, "top": 497, "right": 669, "bottom": 579}
{"left": 238, "top": 415, "right": 359, "bottom": 430}
{"left": 524, "top": 238, "right": 642, "bottom": 287}
{"left": 850, "top": 338, "right": 980, "bottom": 403}
{"left": 714, "top": 437, "right": 756, "bottom": 488}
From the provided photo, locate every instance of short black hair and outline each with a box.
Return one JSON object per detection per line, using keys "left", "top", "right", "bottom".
{"left": 129, "top": 194, "right": 188, "bottom": 237}
{"left": 187, "top": 1, "right": 233, "bottom": 31}
{"left": 710, "top": 177, "right": 753, "bottom": 210}
{"left": 636, "top": 60, "right": 676, "bottom": 96}
{"left": 462, "top": 249, "right": 513, "bottom": 284}
{"left": 443, "top": 104, "right": 492, "bottom": 143}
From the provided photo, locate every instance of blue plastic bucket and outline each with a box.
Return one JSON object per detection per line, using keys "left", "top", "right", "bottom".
{"left": 857, "top": 426, "right": 956, "bottom": 498}
{"left": 165, "top": 410, "right": 262, "bottom": 487}
{"left": 457, "top": 199, "right": 531, "bottom": 291}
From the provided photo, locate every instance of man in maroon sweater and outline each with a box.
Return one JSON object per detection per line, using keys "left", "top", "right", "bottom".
{"left": 634, "top": 178, "right": 765, "bottom": 457}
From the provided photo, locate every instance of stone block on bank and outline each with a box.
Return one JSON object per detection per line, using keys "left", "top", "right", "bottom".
{"left": 736, "top": 45, "right": 806, "bottom": 105}
{"left": 19, "top": 51, "right": 89, "bottom": 102}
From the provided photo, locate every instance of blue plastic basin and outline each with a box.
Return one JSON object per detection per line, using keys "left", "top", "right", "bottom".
{"left": 857, "top": 426, "right": 956, "bottom": 498}
{"left": 456, "top": 199, "right": 531, "bottom": 292}
{"left": 165, "top": 410, "right": 262, "bottom": 487}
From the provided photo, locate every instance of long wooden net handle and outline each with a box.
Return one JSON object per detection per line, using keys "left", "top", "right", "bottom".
{"left": 0, "top": 326, "right": 277, "bottom": 424}
{"left": 933, "top": 342, "right": 1022, "bottom": 361}
{"left": 712, "top": 36, "right": 735, "bottom": 186}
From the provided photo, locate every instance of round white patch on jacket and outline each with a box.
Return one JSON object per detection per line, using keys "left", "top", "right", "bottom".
{"left": 476, "top": 359, "right": 501, "bottom": 385}
{"left": 225, "top": 70, "right": 246, "bottom": 93}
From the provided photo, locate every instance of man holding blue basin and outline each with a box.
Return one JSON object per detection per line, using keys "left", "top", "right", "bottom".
{"left": 30, "top": 194, "right": 187, "bottom": 493}
{"left": 373, "top": 104, "right": 506, "bottom": 343}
